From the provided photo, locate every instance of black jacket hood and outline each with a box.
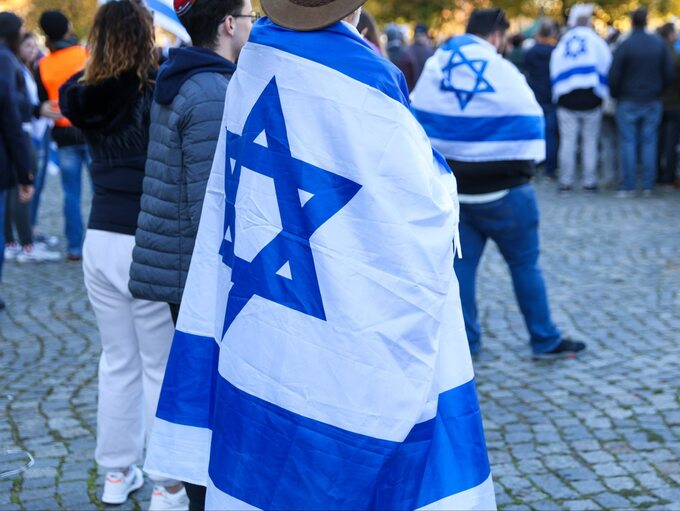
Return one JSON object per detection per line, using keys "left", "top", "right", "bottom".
{"left": 60, "top": 70, "right": 152, "bottom": 132}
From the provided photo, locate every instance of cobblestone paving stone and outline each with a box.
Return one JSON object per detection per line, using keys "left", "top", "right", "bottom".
{"left": 0, "top": 174, "right": 679, "bottom": 510}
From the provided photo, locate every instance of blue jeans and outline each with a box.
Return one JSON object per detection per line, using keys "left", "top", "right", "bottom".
{"left": 542, "top": 104, "right": 558, "bottom": 176}
{"left": 0, "top": 189, "right": 7, "bottom": 281}
{"left": 454, "top": 184, "right": 561, "bottom": 355}
{"left": 58, "top": 144, "right": 90, "bottom": 256}
{"left": 616, "top": 100, "right": 662, "bottom": 191}
{"left": 30, "top": 132, "right": 50, "bottom": 227}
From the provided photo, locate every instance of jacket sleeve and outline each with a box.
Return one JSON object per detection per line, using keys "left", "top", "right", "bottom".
{"left": 0, "top": 53, "right": 31, "bottom": 122}
{"left": 179, "top": 79, "right": 228, "bottom": 232}
{"left": 0, "top": 80, "right": 34, "bottom": 185}
{"left": 33, "top": 67, "right": 49, "bottom": 118}
{"left": 608, "top": 44, "right": 625, "bottom": 99}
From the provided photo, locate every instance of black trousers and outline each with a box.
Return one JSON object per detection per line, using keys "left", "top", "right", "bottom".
{"left": 168, "top": 302, "right": 208, "bottom": 511}
{"left": 5, "top": 187, "right": 33, "bottom": 246}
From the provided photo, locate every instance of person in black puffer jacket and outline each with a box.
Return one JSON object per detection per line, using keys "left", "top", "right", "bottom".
{"left": 59, "top": 2, "right": 186, "bottom": 509}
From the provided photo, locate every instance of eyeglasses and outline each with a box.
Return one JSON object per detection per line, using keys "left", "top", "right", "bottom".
{"left": 222, "top": 10, "right": 261, "bottom": 24}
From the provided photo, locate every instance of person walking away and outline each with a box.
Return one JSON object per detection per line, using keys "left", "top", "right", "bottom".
{"left": 36, "top": 10, "right": 89, "bottom": 261}
{"left": 609, "top": 8, "right": 673, "bottom": 197}
{"left": 657, "top": 23, "right": 680, "bottom": 186}
{"left": 412, "top": 8, "right": 586, "bottom": 359}
{"left": 129, "top": 0, "right": 254, "bottom": 508}
{"left": 0, "top": 12, "right": 35, "bottom": 310}
{"left": 550, "top": 9, "right": 612, "bottom": 193}
{"left": 524, "top": 19, "right": 559, "bottom": 179}
{"left": 59, "top": 2, "right": 184, "bottom": 509}
{"left": 4, "top": 29, "right": 59, "bottom": 263}
{"left": 397, "top": 23, "right": 434, "bottom": 92}
{"left": 144, "top": 2, "right": 496, "bottom": 509}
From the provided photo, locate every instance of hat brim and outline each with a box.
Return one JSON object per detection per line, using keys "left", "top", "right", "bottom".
{"left": 261, "top": 0, "right": 367, "bottom": 31}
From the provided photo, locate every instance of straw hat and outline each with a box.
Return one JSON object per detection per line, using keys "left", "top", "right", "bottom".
{"left": 261, "top": 0, "right": 367, "bottom": 31}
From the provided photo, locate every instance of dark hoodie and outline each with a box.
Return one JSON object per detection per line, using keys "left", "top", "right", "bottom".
{"left": 60, "top": 70, "right": 154, "bottom": 235}
{"left": 154, "top": 46, "right": 236, "bottom": 105}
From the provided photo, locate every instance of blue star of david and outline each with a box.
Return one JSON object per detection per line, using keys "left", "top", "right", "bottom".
{"left": 564, "top": 36, "right": 587, "bottom": 58}
{"left": 219, "top": 77, "right": 362, "bottom": 338}
{"left": 440, "top": 44, "right": 495, "bottom": 110}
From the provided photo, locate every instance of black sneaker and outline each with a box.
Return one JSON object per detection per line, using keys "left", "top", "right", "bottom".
{"left": 0, "top": 297, "right": 5, "bottom": 311}
{"left": 558, "top": 185, "right": 573, "bottom": 195}
{"left": 533, "top": 338, "right": 586, "bottom": 360}
{"left": 583, "top": 185, "right": 598, "bottom": 193}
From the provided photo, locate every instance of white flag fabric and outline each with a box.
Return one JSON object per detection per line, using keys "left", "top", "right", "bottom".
{"left": 145, "top": 0, "right": 190, "bottom": 42}
{"left": 411, "top": 34, "right": 545, "bottom": 163}
{"left": 144, "top": 18, "right": 496, "bottom": 511}
{"left": 550, "top": 26, "right": 612, "bottom": 102}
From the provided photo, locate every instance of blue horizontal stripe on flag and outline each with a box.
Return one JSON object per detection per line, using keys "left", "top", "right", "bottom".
{"left": 249, "top": 18, "right": 410, "bottom": 109}
{"left": 414, "top": 110, "right": 545, "bottom": 142}
{"left": 209, "top": 375, "right": 491, "bottom": 510}
{"left": 552, "top": 65, "right": 608, "bottom": 86}
{"left": 156, "top": 330, "right": 219, "bottom": 429}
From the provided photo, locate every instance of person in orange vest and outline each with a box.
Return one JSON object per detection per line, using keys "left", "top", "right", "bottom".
{"left": 36, "top": 10, "right": 89, "bottom": 261}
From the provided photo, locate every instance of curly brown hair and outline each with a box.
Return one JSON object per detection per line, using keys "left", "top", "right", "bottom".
{"left": 82, "top": 0, "right": 157, "bottom": 88}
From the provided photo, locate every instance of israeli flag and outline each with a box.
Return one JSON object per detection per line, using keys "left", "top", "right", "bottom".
{"left": 411, "top": 34, "right": 545, "bottom": 162}
{"left": 145, "top": 18, "right": 496, "bottom": 511}
{"left": 100, "top": 0, "right": 190, "bottom": 42}
{"left": 550, "top": 26, "right": 612, "bottom": 102}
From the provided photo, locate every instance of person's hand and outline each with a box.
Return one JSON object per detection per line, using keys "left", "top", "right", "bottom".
{"left": 18, "top": 184, "right": 34, "bottom": 203}
{"left": 40, "top": 101, "right": 63, "bottom": 120}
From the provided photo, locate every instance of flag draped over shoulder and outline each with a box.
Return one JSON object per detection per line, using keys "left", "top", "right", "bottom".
{"left": 144, "top": 18, "right": 496, "bottom": 511}
{"left": 411, "top": 34, "right": 545, "bottom": 163}
{"left": 550, "top": 26, "right": 612, "bottom": 102}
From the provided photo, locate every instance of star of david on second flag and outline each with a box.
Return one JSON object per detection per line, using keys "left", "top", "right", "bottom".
{"left": 219, "top": 77, "right": 362, "bottom": 339}
{"left": 440, "top": 44, "right": 494, "bottom": 110}
{"left": 564, "top": 36, "right": 587, "bottom": 58}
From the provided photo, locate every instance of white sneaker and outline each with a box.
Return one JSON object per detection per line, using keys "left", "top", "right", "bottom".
{"left": 16, "top": 245, "right": 61, "bottom": 263}
{"left": 101, "top": 465, "right": 144, "bottom": 505}
{"left": 149, "top": 485, "right": 189, "bottom": 511}
{"left": 4, "top": 244, "right": 21, "bottom": 260}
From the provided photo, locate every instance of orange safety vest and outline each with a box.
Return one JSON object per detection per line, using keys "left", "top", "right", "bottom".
{"left": 38, "top": 45, "right": 88, "bottom": 128}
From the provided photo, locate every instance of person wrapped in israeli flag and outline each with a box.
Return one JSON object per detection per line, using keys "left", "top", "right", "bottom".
{"left": 411, "top": 9, "right": 585, "bottom": 360}
{"left": 144, "top": 2, "right": 496, "bottom": 510}
{"left": 551, "top": 4, "right": 611, "bottom": 104}
{"left": 549, "top": 4, "right": 612, "bottom": 191}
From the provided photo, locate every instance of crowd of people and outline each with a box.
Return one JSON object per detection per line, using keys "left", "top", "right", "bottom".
{"left": 0, "top": 0, "right": 677, "bottom": 510}
{"left": 521, "top": 5, "right": 679, "bottom": 194}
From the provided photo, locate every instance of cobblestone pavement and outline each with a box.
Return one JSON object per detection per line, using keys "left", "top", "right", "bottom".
{"left": 1, "top": 174, "right": 679, "bottom": 511}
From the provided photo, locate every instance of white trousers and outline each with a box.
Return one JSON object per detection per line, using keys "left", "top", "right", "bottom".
{"left": 83, "top": 229, "right": 175, "bottom": 473}
{"left": 557, "top": 106, "right": 603, "bottom": 188}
